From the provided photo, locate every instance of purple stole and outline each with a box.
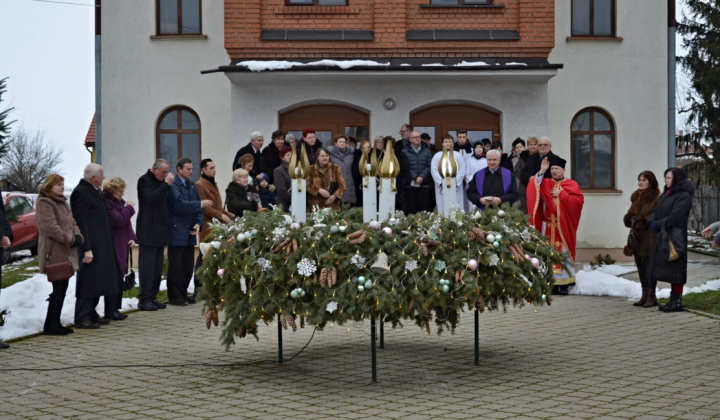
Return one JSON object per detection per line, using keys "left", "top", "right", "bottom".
{"left": 475, "top": 167, "right": 512, "bottom": 210}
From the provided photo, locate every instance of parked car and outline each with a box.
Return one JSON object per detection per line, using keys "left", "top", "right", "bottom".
{"left": 2, "top": 192, "right": 38, "bottom": 261}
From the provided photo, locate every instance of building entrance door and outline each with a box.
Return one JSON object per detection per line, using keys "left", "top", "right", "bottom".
{"left": 280, "top": 104, "right": 369, "bottom": 148}
{"left": 411, "top": 104, "right": 500, "bottom": 151}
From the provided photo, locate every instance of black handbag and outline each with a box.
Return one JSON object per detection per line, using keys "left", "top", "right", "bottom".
{"left": 124, "top": 246, "right": 136, "bottom": 291}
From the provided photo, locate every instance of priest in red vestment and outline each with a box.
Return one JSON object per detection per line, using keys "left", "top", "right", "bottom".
{"left": 526, "top": 155, "right": 584, "bottom": 294}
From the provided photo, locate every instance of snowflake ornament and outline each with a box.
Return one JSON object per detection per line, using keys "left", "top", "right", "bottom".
{"left": 272, "top": 227, "right": 289, "bottom": 241}
{"left": 434, "top": 260, "right": 447, "bottom": 272}
{"left": 405, "top": 259, "right": 419, "bottom": 272}
{"left": 296, "top": 258, "right": 317, "bottom": 277}
{"left": 326, "top": 301, "right": 338, "bottom": 313}
{"left": 255, "top": 258, "right": 271, "bottom": 272}
{"left": 489, "top": 254, "right": 500, "bottom": 266}
{"left": 350, "top": 254, "right": 366, "bottom": 269}
{"left": 521, "top": 229, "right": 531, "bottom": 242}
{"left": 240, "top": 276, "right": 247, "bottom": 294}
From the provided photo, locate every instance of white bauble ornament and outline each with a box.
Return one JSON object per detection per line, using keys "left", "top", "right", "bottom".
{"left": 524, "top": 254, "right": 530, "bottom": 260}
{"left": 531, "top": 258, "right": 540, "bottom": 268}
{"left": 486, "top": 234, "right": 495, "bottom": 243}
{"left": 237, "top": 233, "right": 246, "bottom": 242}
{"left": 492, "top": 241, "right": 500, "bottom": 248}
{"left": 290, "top": 222, "right": 301, "bottom": 230}
{"left": 441, "top": 285, "right": 450, "bottom": 293}
{"left": 290, "top": 289, "right": 299, "bottom": 299}
{"left": 357, "top": 285, "right": 365, "bottom": 292}
{"left": 339, "top": 226, "right": 347, "bottom": 233}
{"left": 358, "top": 276, "right": 366, "bottom": 283}
{"left": 364, "top": 280, "right": 373, "bottom": 290}
{"left": 495, "top": 234, "right": 502, "bottom": 241}
{"left": 217, "top": 268, "right": 226, "bottom": 277}
{"left": 251, "top": 229, "right": 258, "bottom": 236}
{"left": 497, "top": 210, "right": 506, "bottom": 218}
{"left": 210, "top": 241, "right": 222, "bottom": 249}
{"left": 369, "top": 220, "right": 381, "bottom": 230}
{"left": 467, "top": 259, "right": 478, "bottom": 271}
{"left": 382, "top": 227, "right": 393, "bottom": 235}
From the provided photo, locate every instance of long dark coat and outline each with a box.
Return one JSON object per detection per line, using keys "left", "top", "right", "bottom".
{"left": 136, "top": 169, "right": 171, "bottom": 247}
{"left": 261, "top": 141, "right": 288, "bottom": 183}
{"left": 647, "top": 180, "right": 694, "bottom": 285}
{"left": 225, "top": 181, "right": 258, "bottom": 217}
{"left": 273, "top": 161, "right": 292, "bottom": 212}
{"left": 35, "top": 191, "right": 82, "bottom": 273}
{"left": 103, "top": 190, "right": 137, "bottom": 274}
{"left": 232, "top": 143, "right": 262, "bottom": 173}
{"left": 167, "top": 176, "right": 203, "bottom": 247}
{"left": 623, "top": 187, "right": 660, "bottom": 258}
{"left": 71, "top": 179, "right": 123, "bottom": 298}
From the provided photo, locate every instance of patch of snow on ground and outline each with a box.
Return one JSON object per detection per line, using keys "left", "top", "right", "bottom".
{"left": 592, "top": 264, "right": 637, "bottom": 276}
{"left": 0, "top": 273, "right": 178, "bottom": 341}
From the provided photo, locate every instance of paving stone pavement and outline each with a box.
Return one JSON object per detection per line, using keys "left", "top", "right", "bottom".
{"left": 2, "top": 289, "right": 720, "bottom": 420}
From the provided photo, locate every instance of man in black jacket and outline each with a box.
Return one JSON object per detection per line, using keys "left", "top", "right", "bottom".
{"left": 519, "top": 136, "right": 557, "bottom": 211}
{"left": 136, "top": 159, "right": 174, "bottom": 311}
{"left": 232, "top": 131, "right": 264, "bottom": 172}
{"left": 71, "top": 164, "right": 124, "bottom": 328}
{"left": 0, "top": 201, "right": 13, "bottom": 348}
{"left": 467, "top": 150, "right": 518, "bottom": 209}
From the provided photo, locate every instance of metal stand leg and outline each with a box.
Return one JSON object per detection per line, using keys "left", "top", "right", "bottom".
{"left": 278, "top": 314, "right": 283, "bottom": 364}
{"left": 371, "top": 316, "right": 377, "bottom": 382}
{"left": 380, "top": 320, "right": 385, "bottom": 349}
{"left": 474, "top": 308, "right": 479, "bottom": 365}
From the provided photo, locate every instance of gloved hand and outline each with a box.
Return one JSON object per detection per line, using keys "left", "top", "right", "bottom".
{"left": 72, "top": 234, "right": 83, "bottom": 247}
{"left": 649, "top": 220, "right": 660, "bottom": 232}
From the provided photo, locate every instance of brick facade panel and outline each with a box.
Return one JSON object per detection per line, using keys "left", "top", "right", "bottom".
{"left": 225, "top": 0, "right": 554, "bottom": 60}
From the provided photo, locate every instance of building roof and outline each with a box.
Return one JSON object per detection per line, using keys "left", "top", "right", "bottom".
{"left": 202, "top": 58, "right": 563, "bottom": 74}
{"left": 84, "top": 114, "right": 95, "bottom": 148}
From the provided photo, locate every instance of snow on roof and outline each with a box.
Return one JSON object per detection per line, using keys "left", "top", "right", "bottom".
{"left": 237, "top": 59, "right": 391, "bottom": 72}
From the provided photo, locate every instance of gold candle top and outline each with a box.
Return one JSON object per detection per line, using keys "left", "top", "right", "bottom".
{"left": 289, "top": 142, "right": 310, "bottom": 180}
{"left": 439, "top": 146, "right": 458, "bottom": 188}
{"left": 379, "top": 138, "right": 400, "bottom": 179}
{"left": 359, "top": 147, "right": 378, "bottom": 177}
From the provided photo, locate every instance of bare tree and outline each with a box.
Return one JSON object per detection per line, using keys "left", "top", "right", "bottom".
{"left": 0, "top": 127, "right": 63, "bottom": 193}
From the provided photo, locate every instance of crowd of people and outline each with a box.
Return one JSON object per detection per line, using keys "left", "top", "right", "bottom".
{"left": 0, "top": 124, "right": 704, "bottom": 350}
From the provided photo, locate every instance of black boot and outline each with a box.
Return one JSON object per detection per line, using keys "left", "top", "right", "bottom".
{"left": 43, "top": 297, "right": 71, "bottom": 335}
{"left": 659, "top": 292, "right": 684, "bottom": 313}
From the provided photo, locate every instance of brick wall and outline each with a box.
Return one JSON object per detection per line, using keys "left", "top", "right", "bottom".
{"left": 225, "top": 0, "right": 554, "bottom": 60}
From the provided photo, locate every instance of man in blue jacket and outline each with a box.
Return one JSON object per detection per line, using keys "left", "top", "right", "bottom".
{"left": 167, "top": 158, "right": 212, "bottom": 306}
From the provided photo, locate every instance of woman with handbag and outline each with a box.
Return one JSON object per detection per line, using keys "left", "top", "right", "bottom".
{"left": 648, "top": 167, "right": 694, "bottom": 312}
{"left": 226, "top": 168, "right": 262, "bottom": 217}
{"left": 623, "top": 171, "right": 661, "bottom": 307}
{"left": 307, "top": 147, "right": 346, "bottom": 211}
{"left": 36, "top": 174, "right": 83, "bottom": 335}
{"left": 103, "top": 177, "right": 137, "bottom": 320}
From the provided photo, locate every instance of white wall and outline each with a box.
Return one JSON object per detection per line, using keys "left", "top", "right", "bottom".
{"left": 100, "top": 0, "right": 231, "bottom": 207}
{"left": 548, "top": 0, "right": 669, "bottom": 248}
{"left": 228, "top": 70, "right": 557, "bottom": 151}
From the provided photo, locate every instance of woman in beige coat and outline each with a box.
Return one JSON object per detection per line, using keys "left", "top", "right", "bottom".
{"left": 36, "top": 174, "right": 83, "bottom": 335}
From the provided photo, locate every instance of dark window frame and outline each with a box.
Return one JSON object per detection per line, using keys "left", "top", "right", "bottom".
{"left": 570, "top": 107, "right": 616, "bottom": 190}
{"left": 428, "top": 0, "right": 493, "bottom": 5}
{"left": 156, "top": 106, "right": 202, "bottom": 180}
{"left": 155, "top": 0, "right": 203, "bottom": 36}
{"left": 285, "top": 0, "right": 348, "bottom": 5}
{"left": 570, "top": 0, "right": 616, "bottom": 37}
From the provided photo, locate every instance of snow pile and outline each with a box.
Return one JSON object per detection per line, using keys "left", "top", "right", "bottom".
{"left": 0, "top": 272, "right": 177, "bottom": 341}
{"left": 455, "top": 61, "right": 490, "bottom": 67}
{"left": 237, "top": 59, "right": 390, "bottom": 72}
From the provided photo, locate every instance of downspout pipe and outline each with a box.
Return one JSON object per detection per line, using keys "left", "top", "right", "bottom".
{"left": 94, "top": 0, "right": 101, "bottom": 164}
{"left": 668, "top": 0, "right": 676, "bottom": 167}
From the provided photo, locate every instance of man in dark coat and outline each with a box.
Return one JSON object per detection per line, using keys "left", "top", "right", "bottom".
{"left": 136, "top": 158, "right": 174, "bottom": 311}
{"left": 167, "top": 158, "right": 211, "bottom": 306}
{"left": 0, "top": 201, "right": 14, "bottom": 348}
{"left": 71, "top": 163, "right": 123, "bottom": 328}
{"left": 232, "top": 131, "right": 264, "bottom": 172}
{"left": 400, "top": 130, "right": 433, "bottom": 214}
{"left": 467, "top": 149, "right": 518, "bottom": 209}
{"left": 261, "top": 130, "right": 288, "bottom": 184}
{"left": 519, "top": 136, "right": 557, "bottom": 198}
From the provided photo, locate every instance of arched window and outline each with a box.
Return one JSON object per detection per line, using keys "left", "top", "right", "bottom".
{"left": 571, "top": 108, "right": 615, "bottom": 189}
{"left": 156, "top": 106, "right": 201, "bottom": 182}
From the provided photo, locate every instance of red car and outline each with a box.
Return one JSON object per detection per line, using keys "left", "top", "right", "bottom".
{"left": 2, "top": 192, "right": 38, "bottom": 261}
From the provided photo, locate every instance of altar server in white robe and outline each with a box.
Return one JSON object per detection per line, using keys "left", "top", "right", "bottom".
{"left": 431, "top": 135, "right": 466, "bottom": 214}
{"left": 464, "top": 142, "right": 488, "bottom": 212}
